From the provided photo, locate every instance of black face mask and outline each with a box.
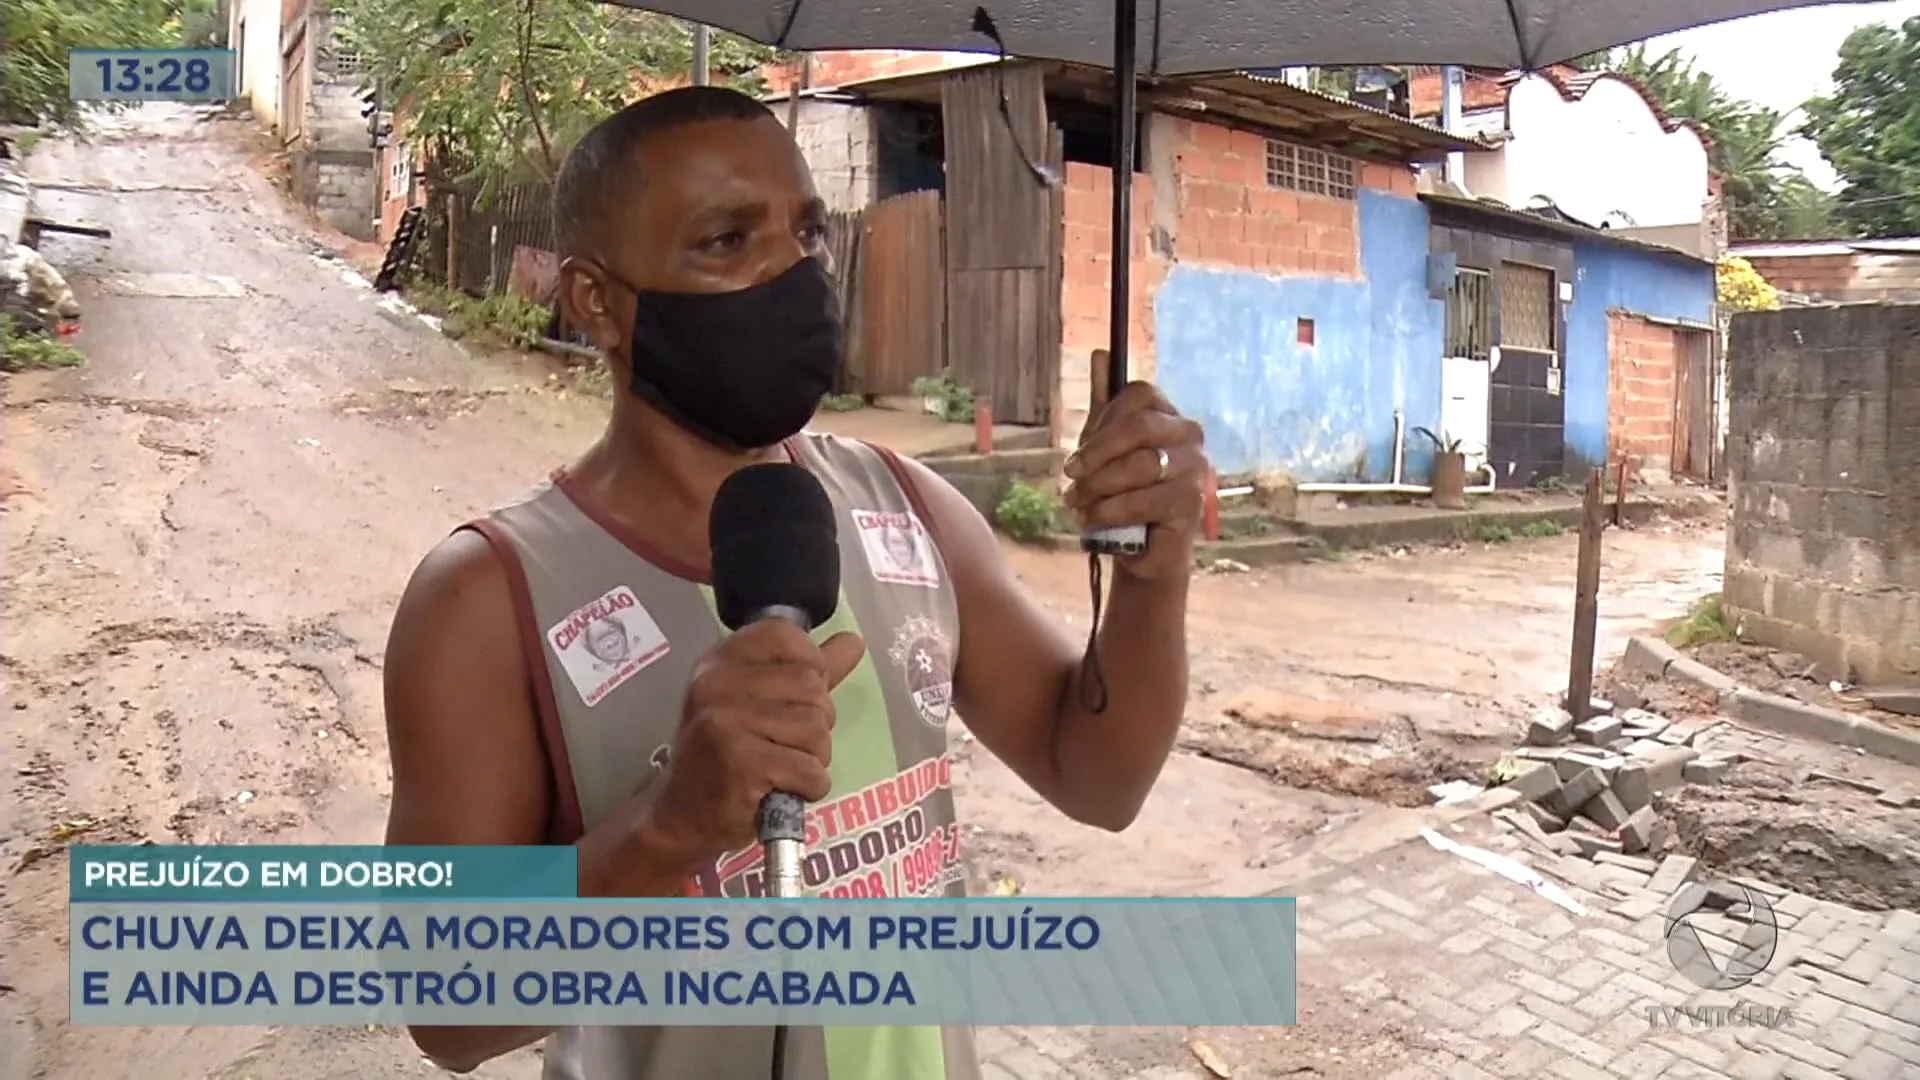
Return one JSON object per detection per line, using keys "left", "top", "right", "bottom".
{"left": 605, "top": 256, "right": 843, "bottom": 451}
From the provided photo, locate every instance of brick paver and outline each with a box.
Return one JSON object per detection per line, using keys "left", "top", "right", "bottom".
{"left": 975, "top": 727, "right": 1920, "bottom": 1078}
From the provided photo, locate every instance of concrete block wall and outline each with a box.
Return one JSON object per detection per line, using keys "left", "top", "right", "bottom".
{"left": 286, "top": 7, "right": 376, "bottom": 241}
{"left": 1606, "top": 312, "right": 1680, "bottom": 478}
{"left": 781, "top": 100, "right": 876, "bottom": 214}
{"left": 1722, "top": 302, "right": 1920, "bottom": 685}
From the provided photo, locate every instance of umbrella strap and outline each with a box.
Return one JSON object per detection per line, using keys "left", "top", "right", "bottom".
{"left": 1076, "top": 554, "right": 1112, "bottom": 713}
{"left": 970, "top": 7, "right": 1059, "bottom": 188}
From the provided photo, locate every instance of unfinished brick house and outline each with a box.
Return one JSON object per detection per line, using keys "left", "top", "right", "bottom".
{"left": 769, "top": 53, "right": 1478, "bottom": 482}
{"left": 1730, "top": 237, "right": 1920, "bottom": 304}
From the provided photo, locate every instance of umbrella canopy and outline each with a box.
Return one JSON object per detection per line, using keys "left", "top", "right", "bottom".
{"left": 603, "top": 0, "right": 1880, "bottom": 75}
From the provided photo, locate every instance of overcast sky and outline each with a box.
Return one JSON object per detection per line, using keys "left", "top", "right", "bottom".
{"left": 1640, "top": 1, "right": 1920, "bottom": 188}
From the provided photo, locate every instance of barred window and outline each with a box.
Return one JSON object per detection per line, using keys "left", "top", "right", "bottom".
{"left": 1499, "top": 261, "right": 1556, "bottom": 352}
{"left": 1445, "top": 268, "right": 1492, "bottom": 360}
{"left": 1264, "top": 139, "right": 1357, "bottom": 200}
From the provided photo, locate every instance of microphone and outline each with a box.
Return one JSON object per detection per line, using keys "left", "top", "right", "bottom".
{"left": 709, "top": 462, "right": 841, "bottom": 900}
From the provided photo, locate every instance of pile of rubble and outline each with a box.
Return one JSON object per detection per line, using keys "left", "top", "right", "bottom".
{"left": 1479, "top": 700, "right": 1736, "bottom": 903}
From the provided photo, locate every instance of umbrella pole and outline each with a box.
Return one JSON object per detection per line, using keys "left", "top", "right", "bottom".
{"left": 1080, "top": 0, "right": 1150, "bottom": 558}
{"left": 1105, "top": 0, "right": 1137, "bottom": 398}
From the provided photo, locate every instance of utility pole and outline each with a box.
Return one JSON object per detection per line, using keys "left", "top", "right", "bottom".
{"left": 691, "top": 23, "right": 710, "bottom": 86}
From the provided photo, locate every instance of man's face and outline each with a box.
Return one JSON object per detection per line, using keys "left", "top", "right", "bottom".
{"left": 585, "top": 618, "right": 627, "bottom": 665}
{"left": 564, "top": 116, "right": 831, "bottom": 359}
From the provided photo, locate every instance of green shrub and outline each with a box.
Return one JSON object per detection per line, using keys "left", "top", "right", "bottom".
{"left": 1666, "top": 592, "right": 1737, "bottom": 647}
{"left": 994, "top": 480, "right": 1062, "bottom": 543}
{"left": 0, "top": 315, "right": 84, "bottom": 372}
{"left": 406, "top": 284, "right": 550, "bottom": 350}
{"left": 911, "top": 372, "right": 976, "bottom": 424}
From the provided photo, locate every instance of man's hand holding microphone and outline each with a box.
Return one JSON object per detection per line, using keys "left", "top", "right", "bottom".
{"left": 595, "top": 461, "right": 853, "bottom": 900}
{"left": 639, "top": 619, "right": 863, "bottom": 877}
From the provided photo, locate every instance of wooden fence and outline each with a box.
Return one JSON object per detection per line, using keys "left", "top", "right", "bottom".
{"left": 422, "top": 181, "right": 556, "bottom": 297}
{"left": 413, "top": 180, "right": 952, "bottom": 401}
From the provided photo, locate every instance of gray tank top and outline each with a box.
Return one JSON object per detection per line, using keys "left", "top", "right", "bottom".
{"left": 464, "top": 431, "right": 980, "bottom": 1080}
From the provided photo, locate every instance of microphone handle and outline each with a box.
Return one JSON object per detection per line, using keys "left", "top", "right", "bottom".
{"left": 744, "top": 605, "right": 814, "bottom": 899}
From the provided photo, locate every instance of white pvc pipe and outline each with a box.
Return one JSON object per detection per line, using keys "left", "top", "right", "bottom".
{"left": 1295, "top": 409, "right": 1499, "bottom": 496}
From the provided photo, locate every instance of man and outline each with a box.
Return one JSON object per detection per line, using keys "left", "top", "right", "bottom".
{"left": 382, "top": 86, "right": 1206, "bottom": 1079}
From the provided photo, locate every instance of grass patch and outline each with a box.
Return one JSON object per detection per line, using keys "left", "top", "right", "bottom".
{"left": 1666, "top": 592, "right": 1738, "bottom": 648}
{"left": 573, "top": 361, "right": 613, "bottom": 398}
{"left": 819, "top": 392, "right": 866, "bottom": 412}
{"left": 1521, "top": 519, "right": 1565, "bottom": 538}
{"left": 1478, "top": 523, "right": 1514, "bottom": 543}
{"left": 0, "top": 315, "right": 84, "bottom": 372}
{"left": 405, "top": 283, "right": 551, "bottom": 350}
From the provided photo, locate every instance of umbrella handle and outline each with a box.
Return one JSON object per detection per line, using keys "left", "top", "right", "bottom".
{"left": 1082, "top": 524, "right": 1149, "bottom": 556}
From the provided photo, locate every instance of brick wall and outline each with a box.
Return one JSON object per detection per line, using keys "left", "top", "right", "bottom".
{"left": 1052, "top": 116, "right": 1418, "bottom": 441}
{"left": 1744, "top": 252, "right": 1920, "bottom": 303}
{"left": 1161, "top": 117, "right": 1385, "bottom": 276}
{"left": 1722, "top": 303, "right": 1920, "bottom": 685}
{"left": 764, "top": 51, "right": 985, "bottom": 92}
{"left": 1743, "top": 254, "right": 1859, "bottom": 299}
{"left": 1605, "top": 313, "right": 1679, "bottom": 478}
{"left": 1059, "top": 163, "right": 1160, "bottom": 442}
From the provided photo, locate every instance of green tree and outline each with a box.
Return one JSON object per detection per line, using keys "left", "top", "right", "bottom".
{"left": 331, "top": 0, "right": 777, "bottom": 201}
{"left": 1607, "top": 44, "right": 1841, "bottom": 241}
{"left": 2, "top": 0, "right": 179, "bottom": 128}
{"left": 1801, "top": 18, "right": 1920, "bottom": 239}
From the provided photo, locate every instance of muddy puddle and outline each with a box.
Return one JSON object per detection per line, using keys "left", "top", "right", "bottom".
{"left": 1181, "top": 686, "right": 1510, "bottom": 807}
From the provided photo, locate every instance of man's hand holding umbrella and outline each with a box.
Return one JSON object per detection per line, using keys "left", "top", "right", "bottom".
{"left": 1063, "top": 381, "right": 1208, "bottom": 582}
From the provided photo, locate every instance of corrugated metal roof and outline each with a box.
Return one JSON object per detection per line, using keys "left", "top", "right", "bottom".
{"left": 773, "top": 58, "right": 1484, "bottom": 160}
{"left": 1731, "top": 237, "right": 1920, "bottom": 259}
{"left": 1420, "top": 191, "right": 1711, "bottom": 265}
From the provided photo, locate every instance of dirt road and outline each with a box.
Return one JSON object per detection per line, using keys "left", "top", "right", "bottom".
{"left": 1, "top": 107, "right": 1722, "bottom": 1079}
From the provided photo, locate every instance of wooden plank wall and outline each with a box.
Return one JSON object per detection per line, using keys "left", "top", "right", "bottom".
{"left": 940, "top": 63, "right": 1061, "bottom": 426}
{"left": 856, "top": 191, "right": 946, "bottom": 397}
{"left": 824, "top": 209, "right": 866, "bottom": 395}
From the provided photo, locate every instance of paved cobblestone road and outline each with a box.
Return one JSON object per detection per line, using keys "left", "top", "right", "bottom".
{"left": 977, "top": 724, "right": 1920, "bottom": 1079}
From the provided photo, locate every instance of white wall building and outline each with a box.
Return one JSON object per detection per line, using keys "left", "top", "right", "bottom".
{"left": 226, "top": 0, "right": 283, "bottom": 128}
{"left": 1414, "top": 67, "right": 1720, "bottom": 257}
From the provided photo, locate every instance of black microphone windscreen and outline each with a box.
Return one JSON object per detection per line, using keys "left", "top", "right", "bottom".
{"left": 710, "top": 462, "right": 840, "bottom": 632}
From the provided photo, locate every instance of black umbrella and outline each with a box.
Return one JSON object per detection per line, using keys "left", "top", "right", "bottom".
{"left": 597, "top": 0, "right": 1872, "bottom": 549}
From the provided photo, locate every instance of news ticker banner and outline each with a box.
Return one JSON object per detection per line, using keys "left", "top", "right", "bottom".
{"left": 70, "top": 846, "right": 1297, "bottom": 1027}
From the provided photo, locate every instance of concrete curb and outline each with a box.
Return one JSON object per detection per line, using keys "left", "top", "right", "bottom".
{"left": 1623, "top": 635, "right": 1920, "bottom": 768}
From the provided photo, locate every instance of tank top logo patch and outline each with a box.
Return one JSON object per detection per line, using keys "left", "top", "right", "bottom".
{"left": 887, "top": 614, "right": 954, "bottom": 729}
{"left": 709, "top": 753, "right": 964, "bottom": 899}
{"left": 544, "top": 585, "right": 670, "bottom": 707}
{"left": 852, "top": 508, "right": 940, "bottom": 588}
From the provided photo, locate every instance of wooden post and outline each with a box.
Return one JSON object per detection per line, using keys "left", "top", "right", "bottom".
{"left": 1565, "top": 467, "right": 1607, "bottom": 723}
{"left": 1084, "top": 348, "right": 1113, "bottom": 443}
{"left": 973, "top": 395, "right": 993, "bottom": 455}
{"left": 1203, "top": 467, "right": 1220, "bottom": 541}
{"left": 1613, "top": 459, "right": 1629, "bottom": 527}
{"left": 444, "top": 194, "right": 460, "bottom": 289}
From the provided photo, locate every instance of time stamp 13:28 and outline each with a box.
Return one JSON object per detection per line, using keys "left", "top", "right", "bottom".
{"left": 69, "top": 50, "right": 239, "bottom": 103}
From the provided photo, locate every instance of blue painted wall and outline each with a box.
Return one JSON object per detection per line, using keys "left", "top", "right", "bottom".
{"left": 1154, "top": 190, "right": 1444, "bottom": 481}
{"left": 1565, "top": 241, "right": 1716, "bottom": 469}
